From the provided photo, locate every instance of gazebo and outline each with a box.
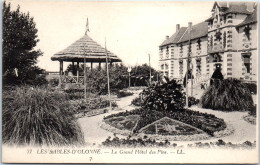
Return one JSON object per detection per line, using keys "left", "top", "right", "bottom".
{"left": 51, "top": 27, "right": 121, "bottom": 85}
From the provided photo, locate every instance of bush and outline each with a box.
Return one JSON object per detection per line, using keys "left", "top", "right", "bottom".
{"left": 2, "top": 86, "right": 84, "bottom": 146}
{"left": 70, "top": 98, "right": 118, "bottom": 114}
{"left": 244, "top": 83, "right": 257, "bottom": 94}
{"left": 188, "top": 97, "right": 200, "bottom": 107}
{"left": 117, "top": 90, "right": 133, "bottom": 98}
{"left": 49, "top": 77, "right": 59, "bottom": 87}
{"left": 131, "top": 95, "right": 199, "bottom": 108}
{"left": 131, "top": 96, "right": 143, "bottom": 106}
{"left": 141, "top": 79, "right": 185, "bottom": 112}
{"left": 201, "top": 79, "right": 254, "bottom": 111}
{"left": 249, "top": 105, "right": 256, "bottom": 116}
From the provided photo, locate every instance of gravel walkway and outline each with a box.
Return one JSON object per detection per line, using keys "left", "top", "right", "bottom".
{"left": 188, "top": 106, "right": 256, "bottom": 144}
{"left": 78, "top": 88, "right": 256, "bottom": 146}
{"left": 77, "top": 91, "right": 141, "bottom": 145}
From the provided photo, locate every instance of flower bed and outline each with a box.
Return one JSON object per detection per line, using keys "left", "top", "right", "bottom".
{"left": 104, "top": 108, "right": 226, "bottom": 137}
{"left": 116, "top": 90, "right": 134, "bottom": 98}
{"left": 102, "top": 136, "right": 256, "bottom": 149}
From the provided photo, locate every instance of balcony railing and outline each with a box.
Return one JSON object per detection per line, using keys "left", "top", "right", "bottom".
{"left": 60, "top": 75, "right": 85, "bottom": 84}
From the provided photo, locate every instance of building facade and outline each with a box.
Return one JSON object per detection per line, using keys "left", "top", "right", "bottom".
{"left": 159, "top": 2, "right": 258, "bottom": 83}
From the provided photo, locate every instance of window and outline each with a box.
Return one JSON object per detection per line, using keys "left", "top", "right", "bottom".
{"left": 215, "top": 30, "right": 222, "bottom": 41}
{"left": 210, "top": 36, "right": 213, "bottom": 47}
{"left": 197, "top": 38, "right": 201, "bottom": 50}
{"left": 179, "top": 60, "right": 183, "bottom": 75}
{"left": 180, "top": 44, "right": 183, "bottom": 50}
{"left": 165, "top": 71, "right": 169, "bottom": 77}
{"left": 243, "top": 55, "right": 251, "bottom": 73}
{"left": 161, "top": 64, "right": 164, "bottom": 70}
{"left": 165, "top": 64, "right": 169, "bottom": 70}
{"left": 223, "top": 31, "right": 226, "bottom": 48}
{"left": 244, "top": 25, "right": 251, "bottom": 40}
{"left": 212, "top": 54, "right": 222, "bottom": 62}
{"left": 223, "top": 15, "right": 226, "bottom": 23}
{"left": 196, "top": 58, "right": 201, "bottom": 72}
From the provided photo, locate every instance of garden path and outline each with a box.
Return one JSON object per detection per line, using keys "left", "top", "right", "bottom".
{"left": 188, "top": 106, "right": 256, "bottom": 144}
{"left": 77, "top": 90, "right": 142, "bottom": 146}
{"left": 78, "top": 87, "right": 256, "bottom": 146}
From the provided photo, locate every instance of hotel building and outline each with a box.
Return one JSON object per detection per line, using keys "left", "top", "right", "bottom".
{"left": 159, "top": 2, "right": 258, "bottom": 83}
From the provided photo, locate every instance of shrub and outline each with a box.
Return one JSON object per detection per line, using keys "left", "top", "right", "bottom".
{"left": 131, "top": 95, "right": 198, "bottom": 108}
{"left": 188, "top": 97, "right": 200, "bottom": 107}
{"left": 2, "top": 86, "right": 84, "bottom": 146}
{"left": 131, "top": 96, "right": 143, "bottom": 106}
{"left": 249, "top": 105, "right": 256, "bottom": 116}
{"left": 244, "top": 83, "right": 257, "bottom": 94}
{"left": 141, "top": 79, "right": 185, "bottom": 112}
{"left": 49, "top": 77, "right": 59, "bottom": 87}
{"left": 70, "top": 98, "right": 118, "bottom": 114}
{"left": 102, "top": 136, "right": 170, "bottom": 147}
{"left": 201, "top": 79, "right": 254, "bottom": 111}
{"left": 117, "top": 90, "right": 133, "bottom": 98}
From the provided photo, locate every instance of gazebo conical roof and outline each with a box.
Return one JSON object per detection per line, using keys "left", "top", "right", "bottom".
{"left": 51, "top": 34, "right": 121, "bottom": 63}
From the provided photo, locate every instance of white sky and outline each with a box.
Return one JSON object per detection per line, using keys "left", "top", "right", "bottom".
{"left": 7, "top": 0, "right": 214, "bottom": 71}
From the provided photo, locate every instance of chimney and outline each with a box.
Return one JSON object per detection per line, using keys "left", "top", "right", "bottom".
{"left": 188, "top": 22, "right": 192, "bottom": 33}
{"left": 165, "top": 35, "right": 169, "bottom": 40}
{"left": 246, "top": 2, "right": 254, "bottom": 12}
{"left": 176, "top": 24, "right": 180, "bottom": 32}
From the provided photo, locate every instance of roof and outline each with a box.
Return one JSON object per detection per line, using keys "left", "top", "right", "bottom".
{"left": 206, "top": 2, "right": 255, "bottom": 22}
{"left": 160, "top": 27, "right": 187, "bottom": 47}
{"left": 223, "top": 2, "right": 254, "bottom": 15}
{"left": 211, "top": 2, "right": 255, "bottom": 15}
{"left": 51, "top": 34, "right": 121, "bottom": 62}
{"left": 237, "top": 8, "right": 257, "bottom": 28}
{"left": 178, "top": 22, "right": 208, "bottom": 43}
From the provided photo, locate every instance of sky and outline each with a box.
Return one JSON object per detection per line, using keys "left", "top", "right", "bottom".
{"left": 7, "top": 0, "right": 214, "bottom": 71}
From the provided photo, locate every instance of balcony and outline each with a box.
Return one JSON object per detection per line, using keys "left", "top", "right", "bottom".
{"left": 208, "top": 45, "right": 224, "bottom": 53}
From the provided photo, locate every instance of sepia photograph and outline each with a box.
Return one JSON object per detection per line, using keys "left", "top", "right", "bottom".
{"left": 1, "top": 0, "right": 259, "bottom": 163}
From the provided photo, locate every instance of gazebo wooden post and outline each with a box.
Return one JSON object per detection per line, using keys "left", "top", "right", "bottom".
{"left": 59, "top": 60, "right": 63, "bottom": 85}
{"left": 72, "top": 61, "right": 75, "bottom": 75}
{"left": 91, "top": 62, "right": 93, "bottom": 71}
{"left": 76, "top": 61, "right": 79, "bottom": 83}
{"left": 83, "top": 58, "right": 87, "bottom": 99}
{"left": 99, "top": 62, "right": 101, "bottom": 70}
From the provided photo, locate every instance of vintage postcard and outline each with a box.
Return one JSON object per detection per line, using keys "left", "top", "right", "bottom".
{"left": 2, "top": 0, "right": 259, "bottom": 163}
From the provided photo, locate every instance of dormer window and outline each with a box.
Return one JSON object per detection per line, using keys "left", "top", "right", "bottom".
{"left": 166, "top": 46, "right": 169, "bottom": 53}
{"left": 244, "top": 25, "right": 251, "bottom": 40}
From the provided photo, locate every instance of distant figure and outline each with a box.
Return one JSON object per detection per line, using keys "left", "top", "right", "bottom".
{"left": 210, "top": 68, "right": 223, "bottom": 85}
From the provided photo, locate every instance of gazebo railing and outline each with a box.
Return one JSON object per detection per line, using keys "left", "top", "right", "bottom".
{"left": 60, "top": 75, "right": 85, "bottom": 84}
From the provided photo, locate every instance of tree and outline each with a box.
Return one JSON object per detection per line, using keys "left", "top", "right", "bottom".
{"left": 2, "top": 1, "right": 43, "bottom": 84}
{"left": 131, "top": 64, "right": 159, "bottom": 86}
